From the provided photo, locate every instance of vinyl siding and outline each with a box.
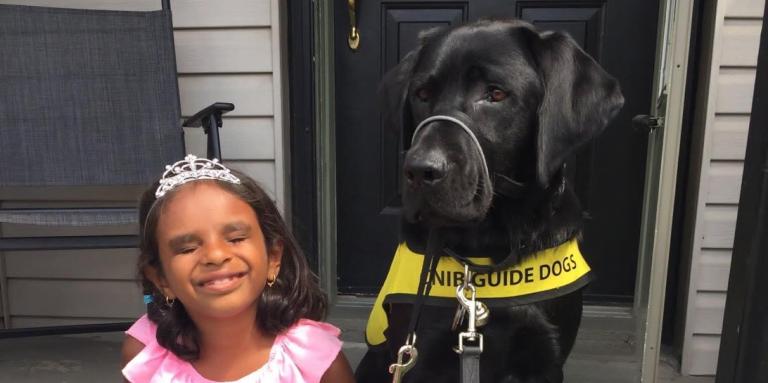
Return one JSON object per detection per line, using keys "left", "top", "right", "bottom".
{"left": 680, "top": 0, "right": 764, "bottom": 375}
{"left": 0, "top": 0, "right": 285, "bottom": 328}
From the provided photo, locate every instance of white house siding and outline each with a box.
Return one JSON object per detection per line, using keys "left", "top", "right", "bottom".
{"left": 680, "top": 0, "right": 764, "bottom": 375}
{"left": 0, "top": 0, "right": 285, "bottom": 328}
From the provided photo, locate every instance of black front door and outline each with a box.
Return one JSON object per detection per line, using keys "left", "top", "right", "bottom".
{"left": 334, "top": 0, "right": 659, "bottom": 303}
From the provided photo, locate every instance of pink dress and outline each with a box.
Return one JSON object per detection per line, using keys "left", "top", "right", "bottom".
{"left": 122, "top": 315, "right": 343, "bottom": 383}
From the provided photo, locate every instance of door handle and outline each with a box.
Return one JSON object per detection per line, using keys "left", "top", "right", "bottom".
{"left": 348, "top": 0, "right": 360, "bottom": 50}
{"left": 632, "top": 115, "right": 663, "bottom": 133}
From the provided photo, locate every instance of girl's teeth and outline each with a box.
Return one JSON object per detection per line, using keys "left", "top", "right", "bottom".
{"left": 206, "top": 276, "right": 233, "bottom": 286}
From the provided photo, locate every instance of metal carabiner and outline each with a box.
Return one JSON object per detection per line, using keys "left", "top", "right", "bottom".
{"left": 456, "top": 265, "right": 478, "bottom": 334}
{"left": 389, "top": 342, "right": 418, "bottom": 383}
{"left": 455, "top": 264, "right": 485, "bottom": 355}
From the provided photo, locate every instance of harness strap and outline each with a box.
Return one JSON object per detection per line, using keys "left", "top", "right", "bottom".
{"left": 460, "top": 345, "right": 482, "bottom": 383}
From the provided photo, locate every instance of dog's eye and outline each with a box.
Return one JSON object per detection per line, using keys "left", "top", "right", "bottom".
{"left": 415, "top": 87, "right": 431, "bottom": 102}
{"left": 487, "top": 87, "right": 508, "bottom": 102}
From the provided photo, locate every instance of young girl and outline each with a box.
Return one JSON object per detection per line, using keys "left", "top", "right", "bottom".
{"left": 121, "top": 155, "right": 355, "bottom": 383}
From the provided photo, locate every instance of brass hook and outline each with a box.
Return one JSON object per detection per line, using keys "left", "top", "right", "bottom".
{"left": 389, "top": 343, "right": 418, "bottom": 382}
{"left": 348, "top": 0, "right": 360, "bottom": 50}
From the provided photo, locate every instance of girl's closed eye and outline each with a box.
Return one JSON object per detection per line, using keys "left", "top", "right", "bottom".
{"left": 175, "top": 244, "right": 198, "bottom": 255}
{"left": 180, "top": 247, "right": 196, "bottom": 254}
{"left": 223, "top": 222, "right": 252, "bottom": 245}
{"left": 228, "top": 235, "right": 248, "bottom": 244}
{"left": 169, "top": 234, "right": 201, "bottom": 255}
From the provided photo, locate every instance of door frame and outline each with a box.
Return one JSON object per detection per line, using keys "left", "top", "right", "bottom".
{"left": 633, "top": 0, "right": 696, "bottom": 380}
{"left": 287, "top": 0, "right": 339, "bottom": 297}
{"left": 313, "top": 0, "right": 339, "bottom": 297}
{"left": 306, "top": 1, "right": 695, "bottom": 379}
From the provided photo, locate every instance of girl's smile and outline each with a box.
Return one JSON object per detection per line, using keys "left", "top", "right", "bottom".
{"left": 195, "top": 271, "right": 248, "bottom": 294}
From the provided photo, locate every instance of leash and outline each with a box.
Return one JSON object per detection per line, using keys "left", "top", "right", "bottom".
{"left": 389, "top": 229, "right": 441, "bottom": 382}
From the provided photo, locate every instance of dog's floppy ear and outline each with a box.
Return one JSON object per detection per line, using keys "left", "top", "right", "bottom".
{"left": 379, "top": 27, "right": 444, "bottom": 136}
{"left": 527, "top": 29, "right": 624, "bottom": 187}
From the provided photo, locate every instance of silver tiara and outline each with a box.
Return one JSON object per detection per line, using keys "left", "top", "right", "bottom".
{"left": 155, "top": 155, "right": 241, "bottom": 198}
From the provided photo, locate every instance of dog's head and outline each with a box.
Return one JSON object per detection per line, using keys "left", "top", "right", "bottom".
{"left": 382, "top": 20, "right": 624, "bottom": 228}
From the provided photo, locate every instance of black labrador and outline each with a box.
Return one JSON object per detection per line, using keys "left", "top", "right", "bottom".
{"left": 355, "top": 20, "right": 624, "bottom": 383}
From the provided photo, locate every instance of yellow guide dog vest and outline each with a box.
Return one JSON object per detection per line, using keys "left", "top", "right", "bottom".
{"left": 365, "top": 239, "right": 591, "bottom": 346}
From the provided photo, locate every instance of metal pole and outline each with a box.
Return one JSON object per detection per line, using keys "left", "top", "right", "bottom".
{"left": 206, "top": 115, "right": 222, "bottom": 160}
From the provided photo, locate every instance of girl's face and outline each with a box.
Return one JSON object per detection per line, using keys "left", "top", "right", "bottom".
{"left": 148, "top": 182, "right": 282, "bottom": 320}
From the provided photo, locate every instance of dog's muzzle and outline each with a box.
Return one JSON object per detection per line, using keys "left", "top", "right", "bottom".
{"left": 410, "top": 115, "right": 492, "bottom": 189}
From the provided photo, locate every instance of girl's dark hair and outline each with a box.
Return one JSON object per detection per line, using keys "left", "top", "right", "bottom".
{"left": 137, "top": 169, "right": 327, "bottom": 361}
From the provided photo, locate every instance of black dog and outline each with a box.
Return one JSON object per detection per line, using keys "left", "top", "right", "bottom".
{"left": 355, "top": 20, "right": 624, "bottom": 383}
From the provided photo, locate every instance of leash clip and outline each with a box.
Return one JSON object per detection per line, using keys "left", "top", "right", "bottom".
{"left": 456, "top": 331, "right": 484, "bottom": 354}
{"left": 455, "top": 265, "right": 485, "bottom": 354}
{"left": 389, "top": 335, "right": 418, "bottom": 383}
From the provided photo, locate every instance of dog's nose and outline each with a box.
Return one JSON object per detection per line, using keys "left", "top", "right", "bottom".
{"left": 404, "top": 153, "right": 448, "bottom": 186}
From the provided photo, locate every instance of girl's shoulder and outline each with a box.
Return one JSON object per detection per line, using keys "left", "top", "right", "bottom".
{"left": 278, "top": 318, "right": 342, "bottom": 348}
{"left": 124, "top": 313, "right": 157, "bottom": 345}
{"left": 122, "top": 314, "right": 190, "bottom": 382}
{"left": 270, "top": 319, "right": 343, "bottom": 381}
{"left": 122, "top": 315, "right": 343, "bottom": 383}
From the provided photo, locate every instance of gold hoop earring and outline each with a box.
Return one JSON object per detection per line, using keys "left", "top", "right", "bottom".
{"left": 165, "top": 296, "right": 176, "bottom": 307}
{"left": 266, "top": 275, "right": 276, "bottom": 288}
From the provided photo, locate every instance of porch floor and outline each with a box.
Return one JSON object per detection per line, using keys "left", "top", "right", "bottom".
{"left": 0, "top": 304, "right": 714, "bottom": 382}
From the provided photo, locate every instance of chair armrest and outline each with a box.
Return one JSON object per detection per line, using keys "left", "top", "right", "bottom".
{"left": 182, "top": 102, "right": 235, "bottom": 159}
{"left": 182, "top": 102, "right": 235, "bottom": 129}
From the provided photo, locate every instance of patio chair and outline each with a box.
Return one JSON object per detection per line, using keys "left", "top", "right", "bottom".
{"left": 0, "top": 1, "right": 233, "bottom": 337}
